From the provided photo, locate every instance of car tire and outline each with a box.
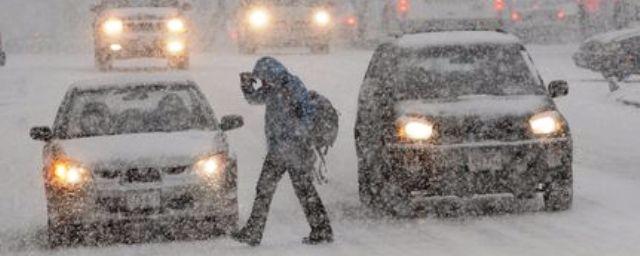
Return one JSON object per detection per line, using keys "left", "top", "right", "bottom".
{"left": 310, "top": 44, "right": 330, "bottom": 54}
{"left": 543, "top": 178, "right": 573, "bottom": 211}
{"left": 47, "top": 220, "right": 81, "bottom": 249}
{"left": 95, "top": 50, "right": 113, "bottom": 72}
{"left": 169, "top": 56, "right": 189, "bottom": 70}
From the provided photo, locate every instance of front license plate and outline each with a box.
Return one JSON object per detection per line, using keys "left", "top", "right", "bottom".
{"left": 467, "top": 151, "right": 504, "bottom": 172}
{"left": 126, "top": 190, "right": 161, "bottom": 210}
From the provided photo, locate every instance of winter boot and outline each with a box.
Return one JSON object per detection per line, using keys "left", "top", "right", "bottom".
{"left": 231, "top": 230, "right": 261, "bottom": 246}
{"left": 302, "top": 228, "right": 333, "bottom": 245}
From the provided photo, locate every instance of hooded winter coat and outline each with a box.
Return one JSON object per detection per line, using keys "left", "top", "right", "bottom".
{"left": 242, "top": 57, "right": 316, "bottom": 162}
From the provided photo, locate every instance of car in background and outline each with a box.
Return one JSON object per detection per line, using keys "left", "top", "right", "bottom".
{"left": 333, "top": 1, "right": 360, "bottom": 44}
{"left": 382, "top": 0, "right": 507, "bottom": 34}
{"left": 355, "top": 30, "right": 573, "bottom": 217}
{"left": 90, "top": 0, "right": 192, "bottom": 71}
{"left": 0, "top": 33, "right": 6, "bottom": 66}
{"left": 234, "top": 0, "right": 334, "bottom": 54}
{"left": 506, "top": 0, "right": 580, "bottom": 41}
{"left": 573, "top": 27, "right": 640, "bottom": 81}
{"left": 30, "top": 76, "right": 244, "bottom": 247}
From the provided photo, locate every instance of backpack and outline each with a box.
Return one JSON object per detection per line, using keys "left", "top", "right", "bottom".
{"left": 308, "top": 90, "right": 339, "bottom": 184}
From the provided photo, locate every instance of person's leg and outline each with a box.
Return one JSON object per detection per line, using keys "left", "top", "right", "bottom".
{"left": 288, "top": 164, "right": 333, "bottom": 242}
{"left": 236, "top": 153, "right": 287, "bottom": 244}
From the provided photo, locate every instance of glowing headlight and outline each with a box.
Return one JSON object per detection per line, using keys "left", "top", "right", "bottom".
{"left": 398, "top": 118, "right": 434, "bottom": 141}
{"left": 53, "top": 162, "right": 90, "bottom": 186}
{"left": 195, "top": 155, "right": 227, "bottom": 178}
{"left": 248, "top": 9, "right": 269, "bottom": 29}
{"left": 166, "top": 40, "right": 186, "bottom": 54}
{"left": 103, "top": 18, "right": 124, "bottom": 36}
{"left": 530, "top": 111, "right": 562, "bottom": 135}
{"left": 313, "top": 10, "right": 331, "bottom": 26}
{"left": 167, "top": 18, "right": 186, "bottom": 33}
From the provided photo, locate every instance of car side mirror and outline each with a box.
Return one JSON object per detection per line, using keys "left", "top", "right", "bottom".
{"left": 549, "top": 80, "right": 569, "bottom": 98}
{"left": 220, "top": 115, "right": 244, "bottom": 131}
{"left": 30, "top": 126, "right": 53, "bottom": 141}
{"left": 181, "top": 3, "right": 193, "bottom": 11}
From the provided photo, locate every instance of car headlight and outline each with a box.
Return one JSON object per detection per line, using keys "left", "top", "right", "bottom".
{"left": 103, "top": 18, "right": 124, "bottom": 36}
{"left": 166, "top": 40, "right": 186, "bottom": 54}
{"left": 248, "top": 8, "right": 269, "bottom": 29}
{"left": 313, "top": 10, "right": 331, "bottom": 26}
{"left": 167, "top": 18, "right": 186, "bottom": 33}
{"left": 397, "top": 117, "right": 435, "bottom": 141}
{"left": 194, "top": 154, "right": 227, "bottom": 179}
{"left": 52, "top": 161, "right": 91, "bottom": 187}
{"left": 529, "top": 111, "right": 563, "bottom": 135}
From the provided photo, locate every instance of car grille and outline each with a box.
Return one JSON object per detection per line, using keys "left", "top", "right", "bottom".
{"left": 95, "top": 166, "right": 189, "bottom": 183}
{"left": 437, "top": 116, "right": 530, "bottom": 144}
{"left": 125, "top": 21, "right": 163, "bottom": 32}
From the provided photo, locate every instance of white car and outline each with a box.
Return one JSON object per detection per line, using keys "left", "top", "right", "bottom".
{"left": 30, "top": 76, "right": 244, "bottom": 247}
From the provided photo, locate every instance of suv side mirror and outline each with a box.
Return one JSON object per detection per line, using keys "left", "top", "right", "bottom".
{"left": 181, "top": 3, "right": 193, "bottom": 11}
{"left": 220, "top": 115, "right": 244, "bottom": 131}
{"left": 549, "top": 80, "right": 569, "bottom": 98}
{"left": 30, "top": 126, "right": 53, "bottom": 141}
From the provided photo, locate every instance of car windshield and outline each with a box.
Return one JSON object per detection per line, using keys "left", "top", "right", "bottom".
{"left": 56, "top": 84, "right": 215, "bottom": 139}
{"left": 100, "top": 0, "right": 180, "bottom": 8}
{"left": 395, "top": 45, "right": 545, "bottom": 100}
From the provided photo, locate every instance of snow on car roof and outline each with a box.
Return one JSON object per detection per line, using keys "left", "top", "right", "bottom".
{"left": 585, "top": 27, "right": 640, "bottom": 44}
{"left": 396, "top": 31, "right": 521, "bottom": 49}
{"left": 69, "top": 74, "right": 195, "bottom": 91}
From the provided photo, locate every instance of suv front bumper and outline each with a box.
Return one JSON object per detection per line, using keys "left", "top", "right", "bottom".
{"left": 382, "top": 138, "right": 572, "bottom": 202}
{"left": 96, "top": 33, "right": 188, "bottom": 59}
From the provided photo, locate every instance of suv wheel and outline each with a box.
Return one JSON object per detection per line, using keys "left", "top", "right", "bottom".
{"left": 543, "top": 178, "right": 573, "bottom": 211}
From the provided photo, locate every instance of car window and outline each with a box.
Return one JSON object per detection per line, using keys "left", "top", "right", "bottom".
{"left": 55, "top": 84, "right": 216, "bottom": 139}
{"left": 395, "top": 44, "right": 546, "bottom": 100}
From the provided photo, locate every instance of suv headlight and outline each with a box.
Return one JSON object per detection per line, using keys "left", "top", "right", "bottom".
{"left": 529, "top": 111, "right": 563, "bottom": 135}
{"left": 194, "top": 154, "right": 227, "bottom": 179}
{"left": 313, "top": 10, "right": 331, "bottom": 26}
{"left": 167, "top": 18, "right": 186, "bottom": 33}
{"left": 51, "top": 160, "right": 91, "bottom": 187}
{"left": 103, "top": 18, "right": 124, "bottom": 36}
{"left": 248, "top": 8, "right": 269, "bottom": 29}
{"left": 397, "top": 117, "right": 435, "bottom": 141}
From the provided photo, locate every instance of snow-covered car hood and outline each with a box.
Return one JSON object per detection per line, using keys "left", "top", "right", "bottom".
{"left": 55, "top": 130, "right": 227, "bottom": 167}
{"left": 396, "top": 95, "right": 551, "bottom": 118}
{"left": 103, "top": 7, "right": 180, "bottom": 20}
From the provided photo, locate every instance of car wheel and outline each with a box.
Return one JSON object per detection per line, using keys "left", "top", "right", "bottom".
{"left": 47, "top": 220, "right": 82, "bottom": 248}
{"left": 543, "top": 178, "right": 573, "bottom": 211}
{"left": 310, "top": 44, "right": 330, "bottom": 54}
{"left": 95, "top": 51, "right": 113, "bottom": 72}
{"left": 169, "top": 56, "right": 189, "bottom": 70}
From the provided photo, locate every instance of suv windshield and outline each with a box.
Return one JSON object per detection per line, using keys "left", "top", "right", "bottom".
{"left": 55, "top": 84, "right": 215, "bottom": 139}
{"left": 100, "top": 0, "right": 180, "bottom": 8}
{"left": 395, "top": 45, "right": 545, "bottom": 100}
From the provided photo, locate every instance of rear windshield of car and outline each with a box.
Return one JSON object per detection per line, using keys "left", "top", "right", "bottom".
{"left": 101, "top": 0, "right": 180, "bottom": 8}
{"left": 55, "top": 84, "right": 216, "bottom": 139}
{"left": 395, "top": 44, "right": 545, "bottom": 100}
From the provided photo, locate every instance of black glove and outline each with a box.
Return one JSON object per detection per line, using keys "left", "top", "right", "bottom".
{"left": 240, "top": 72, "right": 256, "bottom": 92}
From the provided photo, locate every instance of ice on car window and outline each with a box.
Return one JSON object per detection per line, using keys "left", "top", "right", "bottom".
{"left": 396, "top": 45, "right": 546, "bottom": 99}
{"left": 61, "top": 85, "right": 213, "bottom": 138}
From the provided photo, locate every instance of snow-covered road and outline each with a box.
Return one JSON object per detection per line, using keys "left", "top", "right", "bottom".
{"left": 1, "top": 45, "right": 639, "bottom": 256}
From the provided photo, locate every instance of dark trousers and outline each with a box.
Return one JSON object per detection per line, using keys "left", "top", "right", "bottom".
{"left": 242, "top": 151, "right": 332, "bottom": 241}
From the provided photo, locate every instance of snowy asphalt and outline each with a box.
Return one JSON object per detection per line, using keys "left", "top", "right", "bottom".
{"left": 0, "top": 45, "right": 639, "bottom": 256}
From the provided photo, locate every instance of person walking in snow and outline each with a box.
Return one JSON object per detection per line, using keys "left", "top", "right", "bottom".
{"left": 232, "top": 57, "right": 333, "bottom": 246}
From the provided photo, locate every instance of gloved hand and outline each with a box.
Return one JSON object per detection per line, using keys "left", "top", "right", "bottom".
{"left": 240, "top": 72, "right": 256, "bottom": 92}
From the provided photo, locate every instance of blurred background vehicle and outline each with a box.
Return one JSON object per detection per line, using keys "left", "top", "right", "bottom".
{"left": 0, "top": 32, "right": 5, "bottom": 66}
{"left": 382, "top": 0, "right": 508, "bottom": 34}
{"left": 91, "top": 0, "right": 193, "bottom": 71}
{"left": 233, "top": 0, "right": 335, "bottom": 54}
{"left": 30, "top": 76, "right": 244, "bottom": 247}
{"left": 506, "top": 0, "right": 581, "bottom": 42}
{"left": 574, "top": 27, "right": 640, "bottom": 81}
